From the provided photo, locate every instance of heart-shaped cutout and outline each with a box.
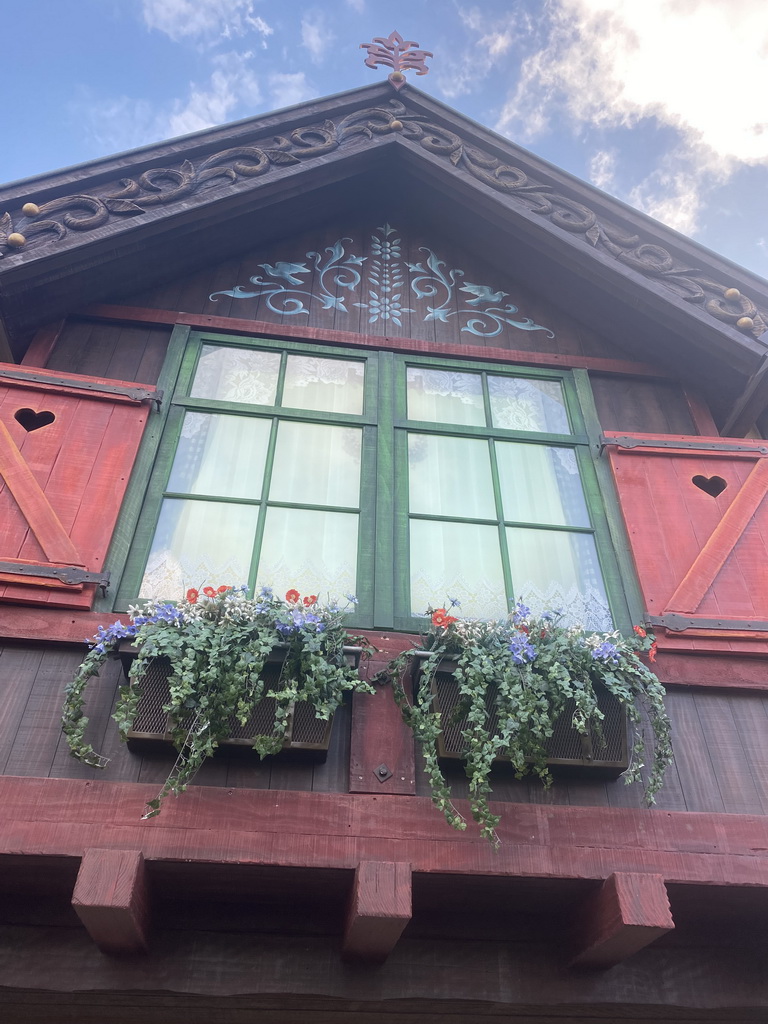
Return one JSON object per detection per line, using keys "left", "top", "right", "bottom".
{"left": 692, "top": 474, "right": 727, "bottom": 498}
{"left": 14, "top": 408, "right": 56, "bottom": 432}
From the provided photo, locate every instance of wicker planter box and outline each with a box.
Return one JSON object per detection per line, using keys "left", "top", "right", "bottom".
{"left": 414, "top": 652, "right": 628, "bottom": 777}
{"left": 118, "top": 644, "right": 362, "bottom": 759}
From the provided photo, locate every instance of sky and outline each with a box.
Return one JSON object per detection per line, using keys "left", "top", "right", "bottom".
{"left": 2, "top": 0, "right": 767, "bottom": 279}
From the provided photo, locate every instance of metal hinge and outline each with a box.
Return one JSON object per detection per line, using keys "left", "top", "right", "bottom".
{"left": 600, "top": 434, "right": 768, "bottom": 455}
{"left": 0, "top": 369, "right": 163, "bottom": 410}
{"left": 0, "top": 561, "right": 110, "bottom": 594}
{"left": 649, "top": 614, "right": 768, "bottom": 632}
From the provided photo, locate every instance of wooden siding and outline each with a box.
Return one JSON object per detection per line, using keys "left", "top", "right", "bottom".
{"left": 590, "top": 374, "right": 697, "bottom": 434}
{"left": 44, "top": 320, "right": 171, "bottom": 385}
{"left": 2, "top": 644, "right": 767, "bottom": 815}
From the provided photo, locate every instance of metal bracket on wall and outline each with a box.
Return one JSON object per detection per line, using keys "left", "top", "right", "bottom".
{"left": 0, "top": 561, "right": 110, "bottom": 594}
{"left": 600, "top": 434, "right": 768, "bottom": 455}
{"left": 0, "top": 369, "right": 163, "bottom": 410}
{"left": 649, "top": 614, "right": 768, "bottom": 632}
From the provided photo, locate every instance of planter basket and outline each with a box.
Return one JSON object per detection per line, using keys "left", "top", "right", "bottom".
{"left": 416, "top": 654, "right": 628, "bottom": 777}
{"left": 118, "top": 644, "right": 362, "bottom": 759}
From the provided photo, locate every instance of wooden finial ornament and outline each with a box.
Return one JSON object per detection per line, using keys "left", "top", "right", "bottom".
{"left": 7, "top": 233, "right": 26, "bottom": 248}
{"left": 22, "top": 203, "right": 40, "bottom": 217}
{"left": 724, "top": 287, "right": 741, "bottom": 300}
{"left": 737, "top": 316, "right": 755, "bottom": 330}
{"left": 360, "top": 31, "right": 433, "bottom": 91}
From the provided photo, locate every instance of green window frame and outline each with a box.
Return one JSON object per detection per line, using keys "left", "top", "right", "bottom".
{"left": 112, "top": 330, "right": 636, "bottom": 633}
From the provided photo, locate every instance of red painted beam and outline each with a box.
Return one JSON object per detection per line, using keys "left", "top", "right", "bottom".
{"left": 569, "top": 872, "right": 674, "bottom": 969}
{"left": 342, "top": 861, "right": 412, "bottom": 963}
{"left": 71, "top": 848, "right": 151, "bottom": 954}
{"left": 2, "top": 777, "right": 768, "bottom": 887}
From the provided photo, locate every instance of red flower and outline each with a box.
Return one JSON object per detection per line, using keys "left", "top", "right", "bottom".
{"left": 431, "top": 609, "right": 457, "bottom": 628}
{"left": 217, "top": 585, "right": 230, "bottom": 594}
{"left": 633, "top": 625, "right": 647, "bottom": 638}
{"left": 303, "top": 595, "right": 317, "bottom": 606}
{"left": 286, "top": 589, "right": 301, "bottom": 604}
{"left": 518, "top": 624, "right": 529, "bottom": 634}
{"left": 203, "top": 586, "right": 216, "bottom": 597}
{"left": 648, "top": 641, "right": 658, "bottom": 663}
{"left": 186, "top": 588, "right": 198, "bottom": 604}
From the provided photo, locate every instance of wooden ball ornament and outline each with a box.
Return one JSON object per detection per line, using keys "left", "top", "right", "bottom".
{"left": 390, "top": 71, "right": 405, "bottom": 83}
{"left": 7, "top": 232, "right": 26, "bottom": 247}
{"left": 21, "top": 203, "right": 40, "bottom": 217}
{"left": 390, "top": 120, "right": 404, "bottom": 131}
{"left": 736, "top": 316, "right": 754, "bottom": 330}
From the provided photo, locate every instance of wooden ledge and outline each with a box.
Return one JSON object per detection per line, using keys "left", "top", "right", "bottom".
{"left": 342, "top": 861, "right": 412, "bottom": 963}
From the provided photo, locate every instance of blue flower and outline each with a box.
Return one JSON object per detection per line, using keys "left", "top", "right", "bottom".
{"left": 591, "top": 641, "right": 620, "bottom": 664}
{"left": 509, "top": 634, "right": 536, "bottom": 665}
{"left": 346, "top": 594, "right": 359, "bottom": 605}
{"left": 511, "top": 599, "right": 531, "bottom": 626}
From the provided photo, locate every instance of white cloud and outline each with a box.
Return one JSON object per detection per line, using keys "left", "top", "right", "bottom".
{"left": 301, "top": 11, "right": 335, "bottom": 64}
{"left": 268, "top": 72, "right": 314, "bottom": 109}
{"left": 436, "top": 6, "right": 525, "bottom": 99}
{"left": 167, "top": 52, "right": 262, "bottom": 135}
{"left": 72, "top": 51, "right": 263, "bottom": 154}
{"left": 345, "top": 0, "right": 365, "bottom": 11}
{"left": 588, "top": 149, "right": 618, "bottom": 193}
{"left": 142, "top": 0, "right": 273, "bottom": 45}
{"left": 494, "top": 0, "right": 768, "bottom": 237}
{"left": 497, "top": 0, "right": 768, "bottom": 167}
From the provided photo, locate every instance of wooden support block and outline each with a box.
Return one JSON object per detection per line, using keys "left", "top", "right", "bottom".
{"left": 71, "top": 848, "right": 151, "bottom": 955}
{"left": 342, "top": 860, "right": 412, "bottom": 963}
{"left": 569, "top": 871, "right": 674, "bottom": 969}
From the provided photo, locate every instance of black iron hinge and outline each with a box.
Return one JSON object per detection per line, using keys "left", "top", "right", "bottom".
{"left": 600, "top": 434, "right": 768, "bottom": 455}
{"left": 0, "top": 369, "right": 163, "bottom": 410}
{"left": 648, "top": 614, "right": 768, "bottom": 632}
{"left": 0, "top": 561, "right": 110, "bottom": 594}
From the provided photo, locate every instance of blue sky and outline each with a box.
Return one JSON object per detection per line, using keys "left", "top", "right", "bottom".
{"left": 3, "top": 0, "right": 767, "bottom": 278}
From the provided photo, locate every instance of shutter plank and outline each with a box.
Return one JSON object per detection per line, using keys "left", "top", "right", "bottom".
{"left": 666, "top": 459, "right": 768, "bottom": 615}
{"left": 0, "top": 419, "right": 82, "bottom": 564}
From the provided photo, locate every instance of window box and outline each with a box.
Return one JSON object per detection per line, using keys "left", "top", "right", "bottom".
{"left": 118, "top": 643, "right": 363, "bottom": 759}
{"left": 413, "top": 651, "right": 629, "bottom": 776}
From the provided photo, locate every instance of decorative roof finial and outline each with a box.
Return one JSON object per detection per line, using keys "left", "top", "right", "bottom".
{"left": 360, "top": 30, "right": 433, "bottom": 91}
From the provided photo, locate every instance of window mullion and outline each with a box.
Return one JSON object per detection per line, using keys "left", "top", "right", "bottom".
{"left": 373, "top": 351, "right": 396, "bottom": 628}
{"left": 246, "top": 416, "right": 279, "bottom": 593}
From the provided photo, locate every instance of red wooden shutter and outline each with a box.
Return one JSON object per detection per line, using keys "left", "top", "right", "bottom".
{"left": 0, "top": 364, "right": 155, "bottom": 609}
{"left": 604, "top": 432, "right": 768, "bottom": 651}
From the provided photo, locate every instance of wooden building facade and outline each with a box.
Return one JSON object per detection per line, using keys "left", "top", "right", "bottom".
{"left": 1, "top": 82, "right": 768, "bottom": 1022}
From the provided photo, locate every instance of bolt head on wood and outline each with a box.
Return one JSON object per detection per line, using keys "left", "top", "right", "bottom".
{"left": 21, "top": 203, "right": 40, "bottom": 217}
{"left": 7, "top": 232, "right": 26, "bottom": 247}
{"left": 390, "top": 119, "right": 404, "bottom": 131}
{"left": 736, "top": 316, "right": 754, "bottom": 330}
{"left": 724, "top": 287, "right": 741, "bottom": 300}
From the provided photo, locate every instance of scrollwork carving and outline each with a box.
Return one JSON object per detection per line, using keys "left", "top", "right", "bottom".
{"left": 1, "top": 96, "right": 765, "bottom": 339}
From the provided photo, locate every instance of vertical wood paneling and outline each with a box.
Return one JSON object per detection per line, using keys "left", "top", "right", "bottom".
{"left": 661, "top": 690, "right": 721, "bottom": 812}
{"left": 693, "top": 691, "right": 764, "bottom": 814}
{"left": 591, "top": 375, "right": 697, "bottom": 434}
{"left": 46, "top": 321, "right": 171, "bottom": 384}
{"left": 0, "top": 647, "right": 45, "bottom": 773}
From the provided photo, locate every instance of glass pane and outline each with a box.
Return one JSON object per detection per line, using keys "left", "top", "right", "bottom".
{"left": 257, "top": 508, "right": 358, "bottom": 599}
{"left": 283, "top": 355, "right": 364, "bottom": 414}
{"left": 410, "top": 520, "right": 506, "bottom": 619}
{"left": 269, "top": 422, "right": 361, "bottom": 508}
{"left": 141, "top": 498, "right": 258, "bottom": 600}
{"left": 190, "top": 344, "right": 280, "bottom": 405}
{"left": 488, "top": 376, "right": 569, "bottom": 433}
{"left": 496, "top": 443, "right": 590, "bottom": 527}
{"left": 406, "top": 367, "right": 485, "bottom": 425}
{"left": 507, "top": 528, "right": 612, "bottom": 631}
{"left": 167, "top": 413, "right": 270, "bottom": 500}
{"left": 408, "top": 434, "right": 495, "bottom": 518}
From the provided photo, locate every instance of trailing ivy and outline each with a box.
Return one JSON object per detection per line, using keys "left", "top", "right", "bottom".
{"left": 63, "top": 586, "right": 373, "bottom": 817}
{"left": 389, "top": 601, "right": 672, "bottom": 846}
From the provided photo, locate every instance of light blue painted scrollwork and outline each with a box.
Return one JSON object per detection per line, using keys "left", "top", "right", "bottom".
{"left": 354, "top": 223, "right": 415, "bottom": 326}
{"left": 210, "top": 224, "right": 554, "bottom": 339}
{"left": 209, "top": 238, "right": 366, "bottom": 314}
{"left": 407, "top": 247, "right": 554, "bottom": 338}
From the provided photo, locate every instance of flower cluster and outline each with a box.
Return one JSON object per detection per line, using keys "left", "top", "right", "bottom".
{"left": 63, "top": 585, "right": 372, "bottom": 818}
{"left": 390, "top": 597, "right": 672, "bottom": 846}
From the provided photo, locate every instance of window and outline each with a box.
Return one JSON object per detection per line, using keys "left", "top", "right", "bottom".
{"left": 118, "top": 333, "right": 623, "bottom": 632}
